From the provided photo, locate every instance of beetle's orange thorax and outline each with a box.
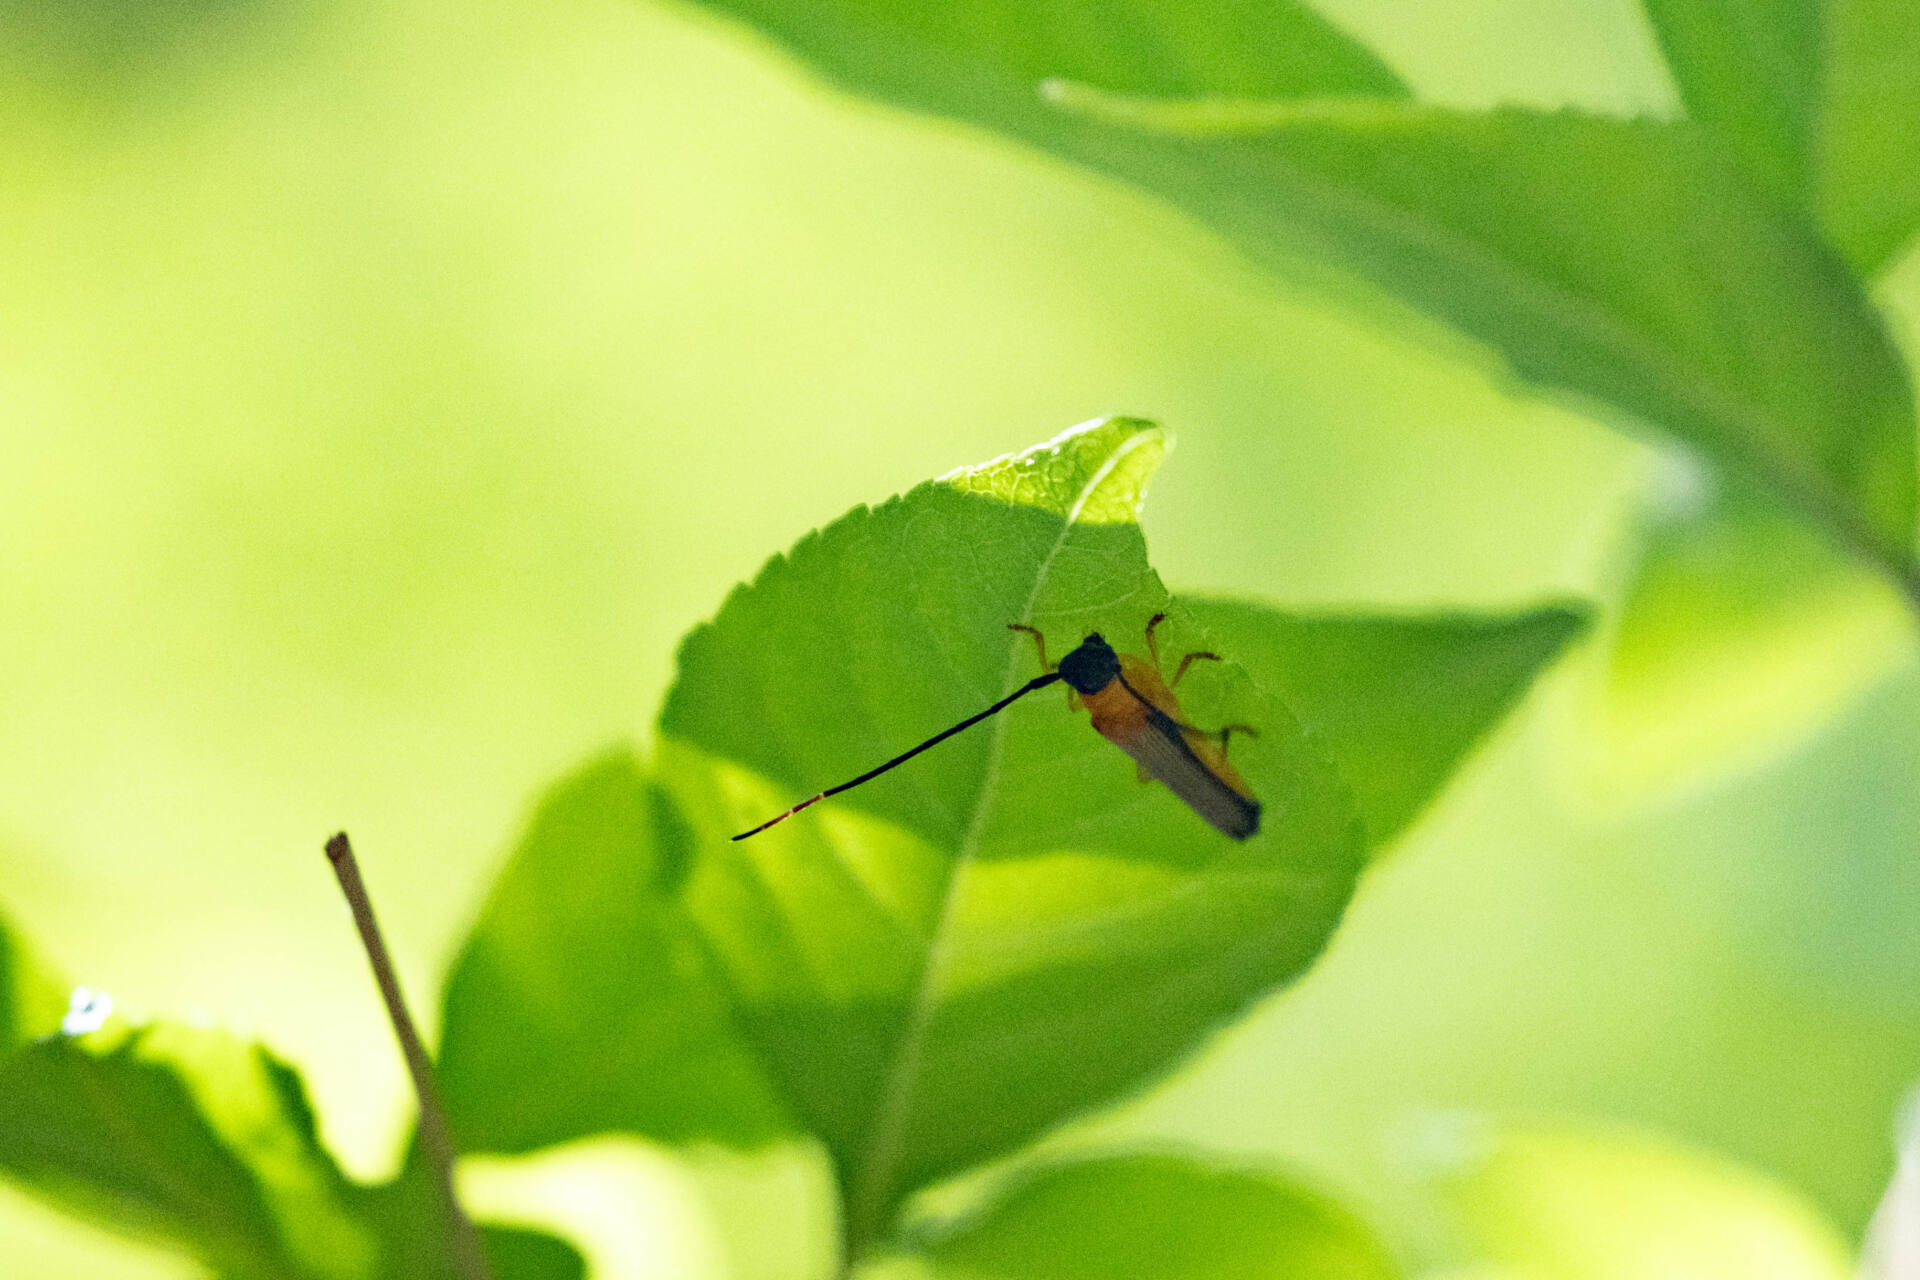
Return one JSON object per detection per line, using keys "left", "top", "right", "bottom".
{"left": 1079, "top": 662, "right": 1152, "bottom": 738}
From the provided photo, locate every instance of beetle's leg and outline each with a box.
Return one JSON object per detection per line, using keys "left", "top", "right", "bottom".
{"left": 1216, "top": 723, "right": 1259, "bottom": 759}
{"left": 1006, "top": 623, "right": 1053, "bottom": 672}
{"left": 1172, "top": 651, "right": 1221, "bottom": 687}
{"left": 1143, "top": 611, "right": 1168, "bottom": 672}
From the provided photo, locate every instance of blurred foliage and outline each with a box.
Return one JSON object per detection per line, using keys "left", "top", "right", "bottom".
{"left": 1588, "top": 473, "right": 1913, "bottom": 796}
{"left": 872, "top": 1153, "right": 1397, "bottom": 1280}
{"left": 439, "top": 752, "right": 794, "bottom": 1156}
{"left": 1636, "top": 0, "right": 1920, "bottom": 276}
{"left": 697, "top": 0, "right": 1407, "bottom": 129}
{"left": 0, "top": 913, "right": 67, "bottom": 1057}
{"left": 1425, "top": 1123, "right": 1852, "bottom": 1280}
{"left": 1637, "top": 0, "right": 1819, "bottom": 205}
{"left": 1, "top": 0, "right": 1918, "bottom": 1276}
{"left": 0, "top": 1019, "right": 584, "bottom": 1279}
{"left": 0, "top": 0, "right": 293, "bottom": 101}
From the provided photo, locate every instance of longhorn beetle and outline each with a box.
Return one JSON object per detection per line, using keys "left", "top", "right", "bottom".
{"left": 733, "top": 613, "right": 1260, "bottom": 841}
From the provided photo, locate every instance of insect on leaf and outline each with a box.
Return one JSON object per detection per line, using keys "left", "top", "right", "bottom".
{"left": 660, "top": 417, "right": 1366, "bottom": 1246}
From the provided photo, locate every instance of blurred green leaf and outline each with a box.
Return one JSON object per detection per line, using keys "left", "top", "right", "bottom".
{"left": 0, "top": 908, "right": 66, "bottom": 1054}
{"left": 1179, "top": 598, "right": 1588, "bottom": 847}
{"left": 1547, "top": 2, "right": 1920, "bottom": 791}
{"left": 366, "top": 1147, "right": 587, "bottom": 1280}
{"left": 873, "top": 1153, "right": 1397, "bottom": 1279}
{"left": 1421, "top": 1122, "right": 1852, "bottom": 1279}
{"left": 1636, "top": 0, "right": 1920, "bottom": 276}
{"left": 660, "top": 418, "right": 1365, "bottom": 1247}
{"left": 1589, "top": 473, "right": 1913, "bottom": 798}
{"left": 438, "top": 749, "right": 792, "bottom": 1154}
{"left": 1638, "top": 0, "right": 1817, "bottom": 202}
{"left": 681, "top": 0, "right": 1916, "bottom": 570}
{"left": 1817, "top": 0, "right": 1920, "bottom": 274}
{"left": 0, "top": 1019, "right": 583, "bottom": 1280}
{"left": 474, "top": 1227, "right": 584, "bottom": 1280}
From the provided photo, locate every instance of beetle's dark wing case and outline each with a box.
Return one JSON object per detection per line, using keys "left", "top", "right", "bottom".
{"left": 1110, "top": 708, "right": 1261, "bottom": 840}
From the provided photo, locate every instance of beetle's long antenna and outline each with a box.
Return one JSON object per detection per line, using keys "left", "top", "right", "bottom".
{"left": 733, "top": 671, "right": 1063, "bottom": 840}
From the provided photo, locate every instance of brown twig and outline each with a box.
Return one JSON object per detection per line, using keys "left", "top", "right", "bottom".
{"left": 325, "top": 832, "right": 492, "bottom": 1280}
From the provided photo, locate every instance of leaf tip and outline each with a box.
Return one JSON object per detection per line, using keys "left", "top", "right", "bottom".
{"left": 944, "top": 416, "right": 1168, "bottom": 523}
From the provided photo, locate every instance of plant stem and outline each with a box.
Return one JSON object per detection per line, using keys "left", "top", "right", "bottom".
{"left": 325, "top": 832, "right": 492, "bottom": 1280}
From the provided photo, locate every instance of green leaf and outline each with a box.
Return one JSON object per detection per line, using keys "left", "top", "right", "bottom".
{"left": 679, "top": 0, "right": 1917, "bottom": 567}
{"left": 0, "top": 907, "right": 66, "bottom": 1054}
{"left": 436, "top": 422, "right": 1592, "bottom": 1254}
{"left": 1421, "top": 1122, "right": 1852, "bottom": 1279}
{"left": 1817, "top": 0, "right": 1920, "bottom": 274}
{"left": 438, "top": 748, "right": 792, "bottom": 1154}
{"left": 1036, "top": 100, "right": 1915, "bottom": 569}
{"left": 1178, "top": 598, "right": 1588, "bottom": 848}
{"left": 1636, "top": 0, "right": 1920, "bottom": 276}
{"left": 873, "top": 1153, "right": 1397, "bottom": 1279}
{"left": 0, "top": 1018, "right": 584, "bottom": 1280}
{"left": 660, "top": 418, "right": 1366, "bottom": 1247}
{"left": 0, "top": 1020, "right": 383, "bottom": 1280}
{"left": 1639, "top": 0, "right": 1818, "bottom": 202}
{"left": 703, "top": 0, "right": 1405, "bottom": 138}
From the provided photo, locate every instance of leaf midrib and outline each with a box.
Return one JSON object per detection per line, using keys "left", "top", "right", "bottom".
{"left": 840, "top": 431, "right": 1160, "bottom": 1256}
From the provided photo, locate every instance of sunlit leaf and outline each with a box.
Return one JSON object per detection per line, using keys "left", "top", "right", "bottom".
{"left": 874, "top": 1153, "right": 1397, "bottom": 1279}
{"left": 438, "top": 749, "right": 792, "bottom": 1154}
{"left": 0, "top": 1019, "right": 583, "bottom": 1280}
{"left": 660, "top": 418, "right": 1366, "bottom": 1247}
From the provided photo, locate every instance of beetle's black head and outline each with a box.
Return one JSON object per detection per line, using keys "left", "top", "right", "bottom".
{"left": 1057, "top": 632, "right": 1120, "bottom": 695}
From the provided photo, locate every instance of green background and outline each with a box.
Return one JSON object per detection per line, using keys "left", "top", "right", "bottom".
{"left": 2, "top": 0, "right": 1913, "bottom": 1273}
